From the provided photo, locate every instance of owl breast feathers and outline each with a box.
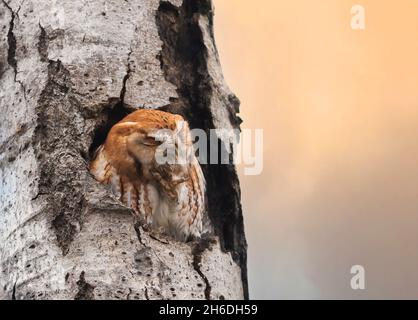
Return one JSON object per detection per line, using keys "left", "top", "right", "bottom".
{"left": 90, "top": 109, "right": 205, "bottom": 242}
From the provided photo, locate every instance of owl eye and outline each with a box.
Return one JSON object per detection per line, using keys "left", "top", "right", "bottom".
{"left": 142, "top": 136, "right": 163, "bottom": 146}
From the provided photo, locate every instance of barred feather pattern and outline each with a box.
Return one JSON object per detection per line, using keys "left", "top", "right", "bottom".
{"left": 90, "top": 109, "right": 205, "bottom": 241}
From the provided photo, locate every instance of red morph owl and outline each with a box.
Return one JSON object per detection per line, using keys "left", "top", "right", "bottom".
{"left": 90, "top": 109, "right": 205, "bottom": 241}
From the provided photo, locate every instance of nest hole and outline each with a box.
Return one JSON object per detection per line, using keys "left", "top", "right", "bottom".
{"left": 88, "top": 101, "right": 133, "bottom": 160}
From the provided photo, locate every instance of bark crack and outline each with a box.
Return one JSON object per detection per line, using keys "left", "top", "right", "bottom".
{"left": 134, "top": 221, "right": 146, "bottom": 247}
{"left": 74, "top": 271, "right": 95, "bottom": 300}
{"left": 2, "top": 0, "right": 27, "bottom": 100}
{"left": 120, "top": 48, "right": 133, "bottom": 104}
{"left": 11, "top": 279, "right": 17, "bottom": 300}
{"left": 126, "top": 288, "right": 132, "bottom": 300}
{"left": 192, "top": 238, "right": 215, "bottom": 300}
{"left": 134, "top": 222, "right": 170, "bottom": 271}
{"left": 149, "top": 233, "right": 170, "bottom": 244}
{"left": 2, "top": 0, "right": 17, "bottom": 77}
{"left": 38, "top": 23, "right": 49, "bottom": 62}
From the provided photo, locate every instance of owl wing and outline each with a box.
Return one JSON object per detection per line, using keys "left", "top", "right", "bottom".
{"left": 90, "top": 145, "right": 126, "bottom": 204}
{"left": 90, "top": 145, "right": 152, "bottom": 220}
{"left": 90, "top": 140, "right": 206, "bottom": 242}
{"left": 90, "top": 145, "right": 117, "bottom": 185}
{"left": 175, "top": 157, "right": 206, "bottom": 240}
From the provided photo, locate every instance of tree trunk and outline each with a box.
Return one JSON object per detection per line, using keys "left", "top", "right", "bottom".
{"left": 0, "top": 0, "right": 247, "bottom": 300}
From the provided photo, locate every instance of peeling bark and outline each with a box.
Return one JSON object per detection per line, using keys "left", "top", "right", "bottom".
{"left": 0, "top": 0, "right": 247, "bottom": 300}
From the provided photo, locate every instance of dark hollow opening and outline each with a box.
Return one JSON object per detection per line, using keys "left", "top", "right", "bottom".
{"left": 156, "top": 0, "right": 248, "bottom": 298}
{"left": 88, "top": 100, "right": 132, "bottom": 159}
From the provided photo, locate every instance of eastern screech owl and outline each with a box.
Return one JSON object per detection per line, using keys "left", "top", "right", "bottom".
{"left": 90, "top": 109, "right": 205, "bottom": 241}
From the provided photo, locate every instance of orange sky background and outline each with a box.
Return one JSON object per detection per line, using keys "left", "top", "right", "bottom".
{"left": 214, "top": 0, "right": 418, "bottom": 299}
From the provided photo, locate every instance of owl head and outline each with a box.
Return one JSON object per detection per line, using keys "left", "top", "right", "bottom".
{"left": 103, "top": 110, "right": 194, "bottom": 184}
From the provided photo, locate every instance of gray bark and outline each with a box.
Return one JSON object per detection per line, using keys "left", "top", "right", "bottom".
{"left": 0, "top": 0, "right": 247, "bottom": 300}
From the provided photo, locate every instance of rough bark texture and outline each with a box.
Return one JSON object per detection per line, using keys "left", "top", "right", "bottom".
{"left": 0, "top": 0, "right": 247, "bottom": 300}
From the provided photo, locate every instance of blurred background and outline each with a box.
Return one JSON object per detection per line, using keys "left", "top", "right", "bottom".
{"left": 214, "top": 0, "right": 418, "bottom": 299}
